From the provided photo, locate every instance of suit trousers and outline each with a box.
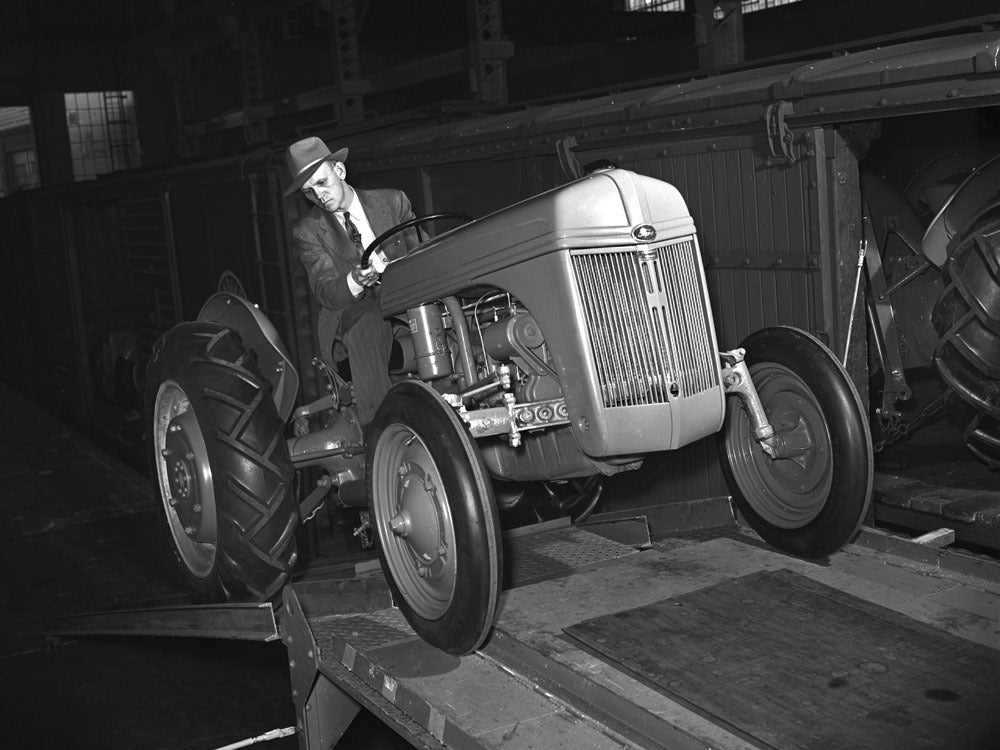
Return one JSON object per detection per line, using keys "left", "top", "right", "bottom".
{"left": 338, "top": 297, "right": 394, "bottom": 426}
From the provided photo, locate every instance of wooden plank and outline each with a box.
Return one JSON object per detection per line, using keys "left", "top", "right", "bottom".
{"left": 45, "top": 602, "right": 279, "bottom": 641}
{"left": 911, "top": 528, "right": 955, "bottom": 547}
{"left": 875, "top": 503, "right": 1000, "bottom": 554}
{"left": 943, "top": 494, "right": 1000, "bottom": 528}
{"left": 852, "top": 526, "right": 1000, "bottom": 585}
{"left": 565, "top": 568, "right": 1000, "bottom": 750}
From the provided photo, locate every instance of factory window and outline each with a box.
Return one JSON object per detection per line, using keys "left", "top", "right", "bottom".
{"left": 741, "top": 0, "right": 801, "bottom": 11}
{"left": 626, "top": 0, "right": 685, "bottom": 10}
{"left": 626, "top": 0, "right": 801, "bottom": 11}
{"left": 9, "top": 148, "right": 40, "bottom": 191}
{"left": 64, "top": 91, "right": 141, "bottom": 182}
{"left": 0, "top": 105, "right": 36, "bottom": 196}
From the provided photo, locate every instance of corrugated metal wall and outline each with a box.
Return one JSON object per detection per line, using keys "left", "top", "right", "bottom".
{"left": 622, "top": 135, "right": 822, "bottom": 347}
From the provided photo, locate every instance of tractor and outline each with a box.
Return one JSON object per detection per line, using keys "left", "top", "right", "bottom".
{"left": 145, "top": 168, "right": 873, "bottom": 655}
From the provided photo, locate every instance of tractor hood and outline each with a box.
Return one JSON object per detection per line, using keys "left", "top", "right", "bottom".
{"left": 379, "top": 168, "right": 696, "bottom": 314}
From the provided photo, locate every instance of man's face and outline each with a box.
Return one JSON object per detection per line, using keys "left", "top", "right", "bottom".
{"left": 302, "top": 160, "right": 352, "bottom": 212}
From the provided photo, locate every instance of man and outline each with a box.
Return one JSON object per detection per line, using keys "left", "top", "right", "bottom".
{"left": 284, "top": 136, "right": 418, "bottom": 427}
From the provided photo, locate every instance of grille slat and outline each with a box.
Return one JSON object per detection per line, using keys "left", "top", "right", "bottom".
{"left": 571, "top": 238, "right": 718, "bottom": 408}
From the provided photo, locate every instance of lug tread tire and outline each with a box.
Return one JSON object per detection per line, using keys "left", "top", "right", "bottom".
{"left": 146, "top": 322, "right": 298, "bottom": 601}
{"left": 933, "top": 224, "right": 1000, "bottom": 469}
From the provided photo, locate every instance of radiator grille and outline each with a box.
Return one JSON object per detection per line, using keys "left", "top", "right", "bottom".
{"left": 571, "top": 238, "right": 718, "bottom": 407}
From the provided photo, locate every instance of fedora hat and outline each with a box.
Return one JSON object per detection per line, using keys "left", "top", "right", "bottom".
{"left": 283, "top": 136, "right": 349, "bottom": 196}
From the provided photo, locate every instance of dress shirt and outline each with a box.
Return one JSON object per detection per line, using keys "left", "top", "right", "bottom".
{"left": 339, "top": 192, "right": 384, "bottom": 297}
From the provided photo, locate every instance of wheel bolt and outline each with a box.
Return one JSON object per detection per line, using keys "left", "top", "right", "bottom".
{"left": 167, "top": 497, "right": 178, "bottom": 507}
{"left": 193, "top": 504, "right": 202, "bottom": 513}
{"left": 436, "top": 544, "right": 447, "bottom": 558}
{"left": 161, "top": 448, "right": 172, "bottom": 458}
{"left": 185, "top": 452, "right": 195, "bottom": 461}
{"left": 389, "top": 513, "right": 410, "bottom": 537}
{"left": 169, "top": 424, "right": 181, "bottom": 433}
{"left": 397, "top": 465, "right": 407, "bottom": 476}
{"left": 417, "top": 565, "right": 429, "bottom": 578}
{"left": 184, "top": 525, "right": 195, "bottom": 535}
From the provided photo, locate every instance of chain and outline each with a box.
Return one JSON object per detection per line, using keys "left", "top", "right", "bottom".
{"left": 875, "top": 392, "right": 950, "bottom": 451}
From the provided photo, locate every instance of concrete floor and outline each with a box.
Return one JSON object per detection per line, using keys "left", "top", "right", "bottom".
{"left": 0, "top": 382, "right": 407, "bottom": 750}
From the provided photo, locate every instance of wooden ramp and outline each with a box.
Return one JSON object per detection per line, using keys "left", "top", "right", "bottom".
{"left": 282, "top": 523, "right": 1000, "bottom": 749}
{"left": 875, "top": 470, "right": 1000, "bottom": 554}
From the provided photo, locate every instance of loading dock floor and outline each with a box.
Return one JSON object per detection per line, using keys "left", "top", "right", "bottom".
{"left": 3, "top": 381, "right": 999, "bottom": 749}
{"left": 279, "top": 521, "right": 1000, "bottom": 749}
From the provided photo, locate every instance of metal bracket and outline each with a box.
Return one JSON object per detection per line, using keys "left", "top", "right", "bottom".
{"left": 298, "top": 476, "right": 332, "bottom": 523}
{"left": 280, "top": 587, "right": 321, "bottom": 713}
{"left": 720, "top": 348, "right": 777, "bottom": 457}
{"left": 449, "top": 393, "right": 571, "bottom": 448}
{"left": 764, "top": 101, "right": 796, "bottom": 166}
{"left": 842, "top": 238, "right": 868, "bottom": 366}
{"left": 280, "top": 587, "right": 362, "bottom": 748}
{"left": 862, "top": 215, "right": 912, "bottom": 421}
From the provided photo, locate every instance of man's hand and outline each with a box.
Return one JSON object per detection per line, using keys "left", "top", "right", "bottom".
{"left": 351, "top": 264, "right": 379, "bottom": 288}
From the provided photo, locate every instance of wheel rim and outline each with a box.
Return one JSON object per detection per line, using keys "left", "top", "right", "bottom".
{"left": 726, "top": 363, "right": 833, "bottom": 529}
{"left": 152, "top": 380, "right": 217, "bottom": 577}
{"left": 371, "top": 423, "right": 457, "bottom": 620}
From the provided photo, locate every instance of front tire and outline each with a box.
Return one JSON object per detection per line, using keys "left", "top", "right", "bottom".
{"left": 146, "top": 323, "right": 298, "bottom": 601}
{"left": 367, "top": 381, "right": 502, "bottom": 655}
{"left": 720, "top": 326, "right": 873, "bottom": 558}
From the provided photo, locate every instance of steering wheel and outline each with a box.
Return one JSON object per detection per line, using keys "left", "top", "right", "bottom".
{"left": 361, "top": 213, "right": 473, "bottom": 266}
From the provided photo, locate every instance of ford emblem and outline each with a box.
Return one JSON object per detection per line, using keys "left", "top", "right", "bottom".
{"left": 632, "top": 224, "right": 657, "bottom": 242}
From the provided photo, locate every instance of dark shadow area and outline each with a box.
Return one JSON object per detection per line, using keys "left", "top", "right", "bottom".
{"left": 0, "top": 384, "right": 410, "bottom": 749}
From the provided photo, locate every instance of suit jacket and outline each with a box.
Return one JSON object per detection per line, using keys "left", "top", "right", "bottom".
{"left": 292, "top": 187, "right": 417, "bottom": 360}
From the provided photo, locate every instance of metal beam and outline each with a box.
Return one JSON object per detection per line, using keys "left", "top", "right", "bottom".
{"left": 329, "top": 0, "right": 365, "bottom": 124}
{"left": 466, "top": 0, "right": 510, "bottom": 105}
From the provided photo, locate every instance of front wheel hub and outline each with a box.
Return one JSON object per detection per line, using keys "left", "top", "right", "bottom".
{"left": 726, "top": 363, "right": 834, "bottom": 529}
{"left": 371, "top": 423, "right": 458, "bottom": 621}
{"left": 395, "top": 463, "right": 448, "bottom": 568}
{"left": 389, "top": 511, "right": 412, "bottom": 537}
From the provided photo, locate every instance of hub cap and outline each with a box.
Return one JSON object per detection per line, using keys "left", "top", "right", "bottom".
{"left": 726, "top": 363, "right": 833, "bottom": 529}
{"left": 372, "top": 424, "right": 456, "bottom": 620}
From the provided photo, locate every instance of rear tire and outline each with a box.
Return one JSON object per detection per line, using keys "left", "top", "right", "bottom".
{"left": 720, "top": 327, "right": 873, "bottom": 558}
{"left": 932, "top": 223, "right": 1000, "bottom": 469}
{"left": 368, "top": 381, "right": 502, "bottom": 655}
{"left": 146, "top": 323, "right": 298, "bottom": 601}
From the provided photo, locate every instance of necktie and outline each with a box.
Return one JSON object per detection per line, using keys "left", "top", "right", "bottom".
{"left": 343, "top": 211, "right": 363, "bottom": 255}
